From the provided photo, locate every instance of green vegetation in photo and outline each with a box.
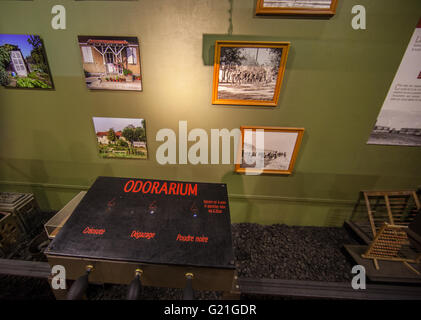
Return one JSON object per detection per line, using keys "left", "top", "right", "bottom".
{"left": 107, "top": 128, "right": 117, "bottom": 143}
{"left": 98, "top": 144, "right": 147, "bottom": 159}
{"left": 123, "top": 68, "right": 133, "bottom": 76}
{"left": 96, "top": 121, "right": 147, "bottom": 160}
{"left": 0, "top": 46, "right": 11, "bottom": 86}
{"left": 27, "top": 35, "right": 49, "bottom": 74}
{"left": 0, "top": 69, "right": 9, "bottom": 86}
{"left": 0, "top": 35, "right": 53, "bottom": 89}
{"left": 16, "top": 77, "right": 51, "bottom": 89}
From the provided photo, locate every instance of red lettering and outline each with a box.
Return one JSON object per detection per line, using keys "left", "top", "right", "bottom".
{"left": 188, "top": 184, "right": 197, "bottom": 196}
{"left": 195, "top": 236, "right": 208, "bottom": 243}
{"left": 133, "top": 180, "right": 143, "bottom": 192}
{"left": 180, "top": 184, "right": 188, "bottom": 196}
{"left": 151, "top": 181, "right": 160, "bottom": 194}
{"left": 124, "top": 180, "right": 134, "bottom": 192}
{"left": 142, "top": 181, "right": 152, "bottom": 193}
{"left": 176, "top": 234, "right": 198, "bottom": 242}
{"left": 159, "top": 182, "right": 168, "bottom": 195}
{"left": 169, "top": 183, "right": 177, "bottom": 195}
{"left": 130, "top": 230, "right": 155, "bottom": 239}
{"left": 82, "top": 227, "right": 106, "bottom": 235}
{"left": 124, "top": 180, "right": 198, "bottom": 197}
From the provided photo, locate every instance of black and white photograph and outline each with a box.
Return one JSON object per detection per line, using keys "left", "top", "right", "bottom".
{"left": 262, "top": 0, "right": 333, "bottom": 9}
{"left": 256, "top": 0, "right": 338, "bottom": 15}
{"left": 367, "top": 109, "right": 421, "bottom": 146}
{"left": 235, "top": 126, "right": 304, "bottom": 175}
{"left": 212, "top": 41, "right": 290, "bottom": 106}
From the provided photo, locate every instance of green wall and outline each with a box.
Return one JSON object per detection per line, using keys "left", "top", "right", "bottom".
{"left": 1, "top": 0, "right": 420, "bottom": 226}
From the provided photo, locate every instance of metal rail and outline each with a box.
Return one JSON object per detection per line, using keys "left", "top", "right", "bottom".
{"left": 238, "top": 277, "right": 421, "bottom": 300}
{"left": 0, "top": 258, "right": 50, "bottom": 278}
{"left": 1, "top": 258, "right": 421, "bottom": 300}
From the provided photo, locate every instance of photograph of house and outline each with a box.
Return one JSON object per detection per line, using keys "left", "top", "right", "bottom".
{"left": 0, "top": 34, "right": 53, "bottom": 89}
{"left": 78, "top": 36, "right": 142, "bottom": 91}
{"left": 92, "top": 117, "right": 147, "bottom": 159}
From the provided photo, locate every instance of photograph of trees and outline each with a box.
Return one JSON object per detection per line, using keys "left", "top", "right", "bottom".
{"left": 92, "top": 117, "right": 147, "bottom": 160}
{"left": 0, "top": 34, "right": 53, "bottom": 89}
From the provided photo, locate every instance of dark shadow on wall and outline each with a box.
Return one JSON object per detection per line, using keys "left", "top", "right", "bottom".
{"left": 222, "top": 170, "right": 256, "bottom": 223}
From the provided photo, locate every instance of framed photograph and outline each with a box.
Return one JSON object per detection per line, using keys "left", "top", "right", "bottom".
{"left": 235, "top": 126, "right": 304, "bottom": 175}
{"left": 255, "top": 0, "right": 338, "bottom": 16}
{"left": 212, "top": 41, "right": 290, "bottom": 106}
{"left": 0, "top": 34, "right": 54, "bottom": 89}
{"left": 78, "top": 36, "right": 142, "bottom": 91}
{"left": 92, "top": 117, "right": 148, "bottom": 159}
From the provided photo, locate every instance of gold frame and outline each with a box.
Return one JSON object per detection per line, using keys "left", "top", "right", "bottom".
{"left": 212, "top": 41, "right": 290, "bottom": 107}
{"left": 235, "top": 126, "right": 304, "bottom": 175}
{"left": 255, "top": 0, "right": 338, "bottom": 16}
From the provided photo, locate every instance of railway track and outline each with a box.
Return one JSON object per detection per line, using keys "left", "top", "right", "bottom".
{"left": 1, "top": 258, "right": 420, "bottom": 300}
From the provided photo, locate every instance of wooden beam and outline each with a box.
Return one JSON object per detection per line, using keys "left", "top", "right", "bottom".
{"left": 364, "top": 192, "right": 377, "bottom": 237}
{"left": 384, "top": 195, "right": 395, "bottom": 224}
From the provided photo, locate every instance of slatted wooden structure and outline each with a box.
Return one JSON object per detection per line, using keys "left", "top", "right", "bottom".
{"left": 362, "top": 223, "right": 421, "bottom": 275}
{"left": 363, "top": 191, "right": 421, "bottom": 239}
{"left": 0, "top": 212, "right": 23, "bottom": 258}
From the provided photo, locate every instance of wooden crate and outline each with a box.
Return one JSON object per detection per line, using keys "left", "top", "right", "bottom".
{"left": 350, "top": 191, "right": 421, "bottom": 241}
{"left": 0, "top": 211, "right": 24, "bottom": 257}
{"left": 0, "top": 192, "right": 40, "bottom": 235}
{"left": 362, "top": 223, "right": 421, "bottom": 275}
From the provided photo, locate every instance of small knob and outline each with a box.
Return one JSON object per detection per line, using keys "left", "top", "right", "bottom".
{"left": 126, "top": 269, "right": 143, "bottom": 300}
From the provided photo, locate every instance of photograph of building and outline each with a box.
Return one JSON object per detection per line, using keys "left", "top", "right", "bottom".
{"left": 92, "top": 117, "right": 147, "bottom": 159}
{"left": 78, "top": 36, "right": 142, "bottom": 91}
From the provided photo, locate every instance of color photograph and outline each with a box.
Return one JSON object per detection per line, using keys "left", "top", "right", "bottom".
{"left": 78, "top": 36, "right": 142, "bottom": 91}
{"left": 92, "top": 117, "right": 147, "bottom": 159}
{"left": 212, "top": 41, "right": 290, "bottom": 106}
{"left": 0, "top": 34, "right": 53, "bottom": 89}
